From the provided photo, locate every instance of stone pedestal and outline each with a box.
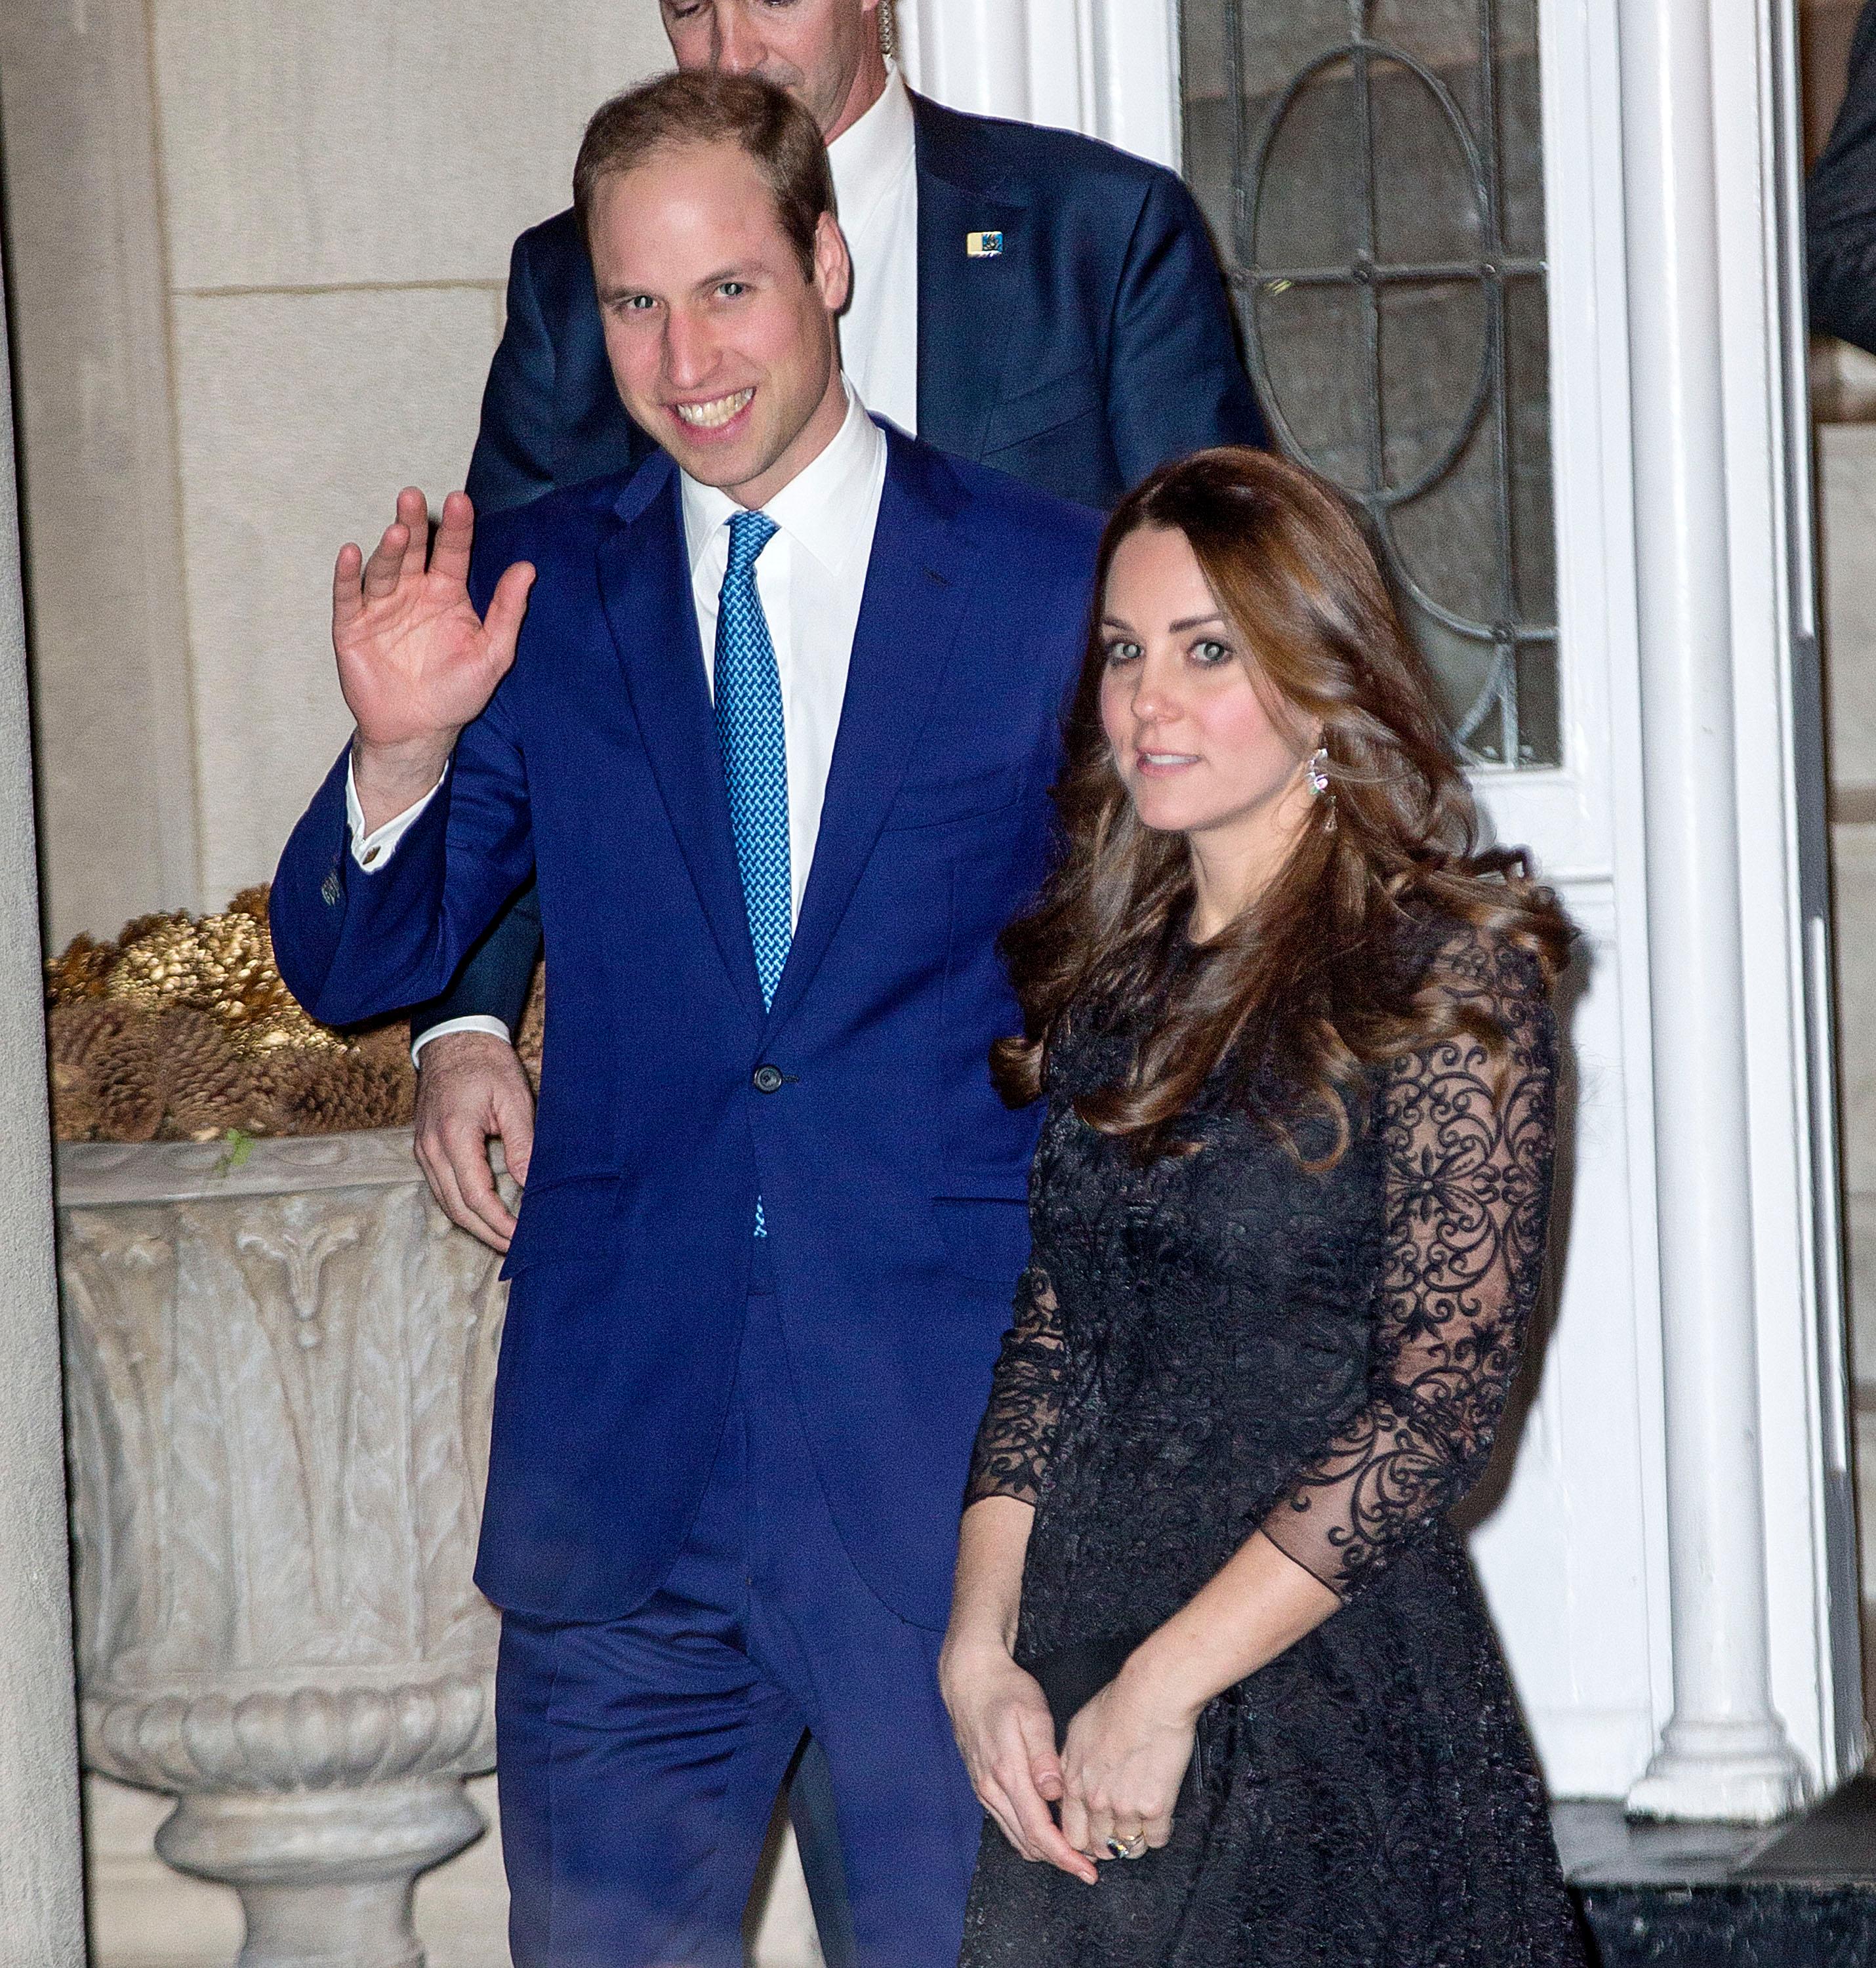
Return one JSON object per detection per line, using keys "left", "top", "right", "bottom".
{"left": 56, "top": 1130, "right": 510, "bottom": 1968}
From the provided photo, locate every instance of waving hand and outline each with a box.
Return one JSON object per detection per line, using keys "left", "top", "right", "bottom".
{"left": 336, "top": 487, "right": 535, "bottom": 829}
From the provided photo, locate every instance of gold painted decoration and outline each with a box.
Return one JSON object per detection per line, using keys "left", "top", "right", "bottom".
{"left": 45, "top": 885, "right": 548, "bottom": 1143}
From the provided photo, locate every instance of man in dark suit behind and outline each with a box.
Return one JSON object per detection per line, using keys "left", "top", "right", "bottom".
{"left": 411, "top": 0, "right": 1263, "bottom": 1260}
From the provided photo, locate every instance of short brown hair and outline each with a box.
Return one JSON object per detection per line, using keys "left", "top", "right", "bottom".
{"left": 573, "top": 72, "right": 835, "bottom": 277}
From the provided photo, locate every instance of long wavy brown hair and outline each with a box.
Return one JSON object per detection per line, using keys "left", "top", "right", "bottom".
{"left": 990, "top": 447, "right": 1572, "bottom": 1167}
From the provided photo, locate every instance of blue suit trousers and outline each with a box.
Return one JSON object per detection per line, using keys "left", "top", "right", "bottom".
{"left": 495, "top": 1288, "right": 984, "bottom": 1967}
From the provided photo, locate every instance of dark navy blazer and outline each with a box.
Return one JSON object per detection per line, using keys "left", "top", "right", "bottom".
{"left": 273, "top": 428, "right": 1103, "bottom": 1627}
{"left": 418, "top": 92, "right": 1259, "bottom": 1045}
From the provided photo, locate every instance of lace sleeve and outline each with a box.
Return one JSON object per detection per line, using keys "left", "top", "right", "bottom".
{"left": 964, "top": 1266, "right": 1065, "bottom": 1509}
{"left": 1259, "top": 928, "right": 1560, "bottom": 1599}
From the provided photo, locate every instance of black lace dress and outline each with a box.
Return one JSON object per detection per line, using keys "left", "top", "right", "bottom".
{"left": 958, "top": 920, "right": 1587, "bottom": 1968}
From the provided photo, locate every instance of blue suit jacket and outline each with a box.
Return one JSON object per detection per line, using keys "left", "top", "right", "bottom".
{"left": 467, "top": 91, "right": 1263, "bottom": 517}
{"left": 273, "top": 429, "right": 1103, "bottom": 1626}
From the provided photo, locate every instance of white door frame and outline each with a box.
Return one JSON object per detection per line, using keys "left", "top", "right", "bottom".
{"left": 905, "top": 0, "right": 1863, "bottom": 1812}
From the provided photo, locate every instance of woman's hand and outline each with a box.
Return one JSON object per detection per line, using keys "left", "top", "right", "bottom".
{"left": 1057, "top": 1665, "right": 1198, "bottom": 1861}
{"left": 939, "top": 1639, "right": 1099, "bottom": 1885}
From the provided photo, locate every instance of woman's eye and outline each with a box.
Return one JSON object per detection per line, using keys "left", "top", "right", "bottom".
{"left": 1192, "top": 639, "right": 1233, "bottom": 665}
{"left": 1103, "top": 640, "right": 1143, "bottom": 665}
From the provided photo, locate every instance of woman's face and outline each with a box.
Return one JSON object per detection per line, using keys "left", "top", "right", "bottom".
{"left": 1098, "top": 525, "right": 1314, "bottom": 855}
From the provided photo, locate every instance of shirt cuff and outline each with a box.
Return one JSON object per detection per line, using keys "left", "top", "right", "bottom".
{"left": 346, "top": 756, "right": 446, "bottom": 871}
{"left": 409, "top": 1015, "right": 514, "bottom": 1067}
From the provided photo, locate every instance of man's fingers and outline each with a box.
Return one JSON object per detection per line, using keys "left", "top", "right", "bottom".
{"left": 489, "top": 1076, "right": 536, "bottom": 1189}
{"left": 361, "top": 519, "right": 411, "bottom": 602}
{"left": 483, "top": 562, "right": 537, "bottom": 670}
{"left": 395, "top": 486, "right": 430, "bottom": 584}
{"left": 454, "top": 1138, "right": 518, "bottom": 1244}
{"left": 333, "top": 543, "right": 365, "bottom": 633}
{"left": 429, "top": 489, "right": 476, "bottom": 588}
{"left": 419, "top": 1131, "right": 509, "bottom": 1251}
{"left": 504, "top": 1105, "right": 535, "bottom": 1187}
{"left": 439, "top": 1117, "right": 516, "bottom": 1246}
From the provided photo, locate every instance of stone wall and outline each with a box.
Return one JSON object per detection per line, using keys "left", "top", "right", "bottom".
{"left": 0, "top": 3, "right": 669, "bottom": 947}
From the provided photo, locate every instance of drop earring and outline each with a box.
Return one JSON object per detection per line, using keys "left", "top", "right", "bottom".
{"left": 1307, "top": 746, "right": 1337, "bottom": 831}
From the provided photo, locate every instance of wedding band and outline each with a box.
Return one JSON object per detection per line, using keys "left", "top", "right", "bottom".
{"left": 1105, "top": 1832, "right": 1147, "bottom": 1860}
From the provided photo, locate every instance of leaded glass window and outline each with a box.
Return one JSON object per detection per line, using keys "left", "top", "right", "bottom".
{"left": 1181, "top": 1, "right": 1558, "bottom": 768}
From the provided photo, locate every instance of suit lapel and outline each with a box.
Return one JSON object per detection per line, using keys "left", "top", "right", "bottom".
{"left": 596, "top": 465, "right": 767, "bottom": 1030}
{"left": 914, "top": 98, "right": 1027, "bottom": 462}
{"left": 762, "top": 432, "right": 973, "bottom": 1035}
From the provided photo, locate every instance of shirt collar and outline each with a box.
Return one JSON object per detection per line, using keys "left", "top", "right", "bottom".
{"left": 827, "top": 63, "right": 916, "bottom": 220}
{"left": 680, "top": 382, "right": 886, "bottom": 581}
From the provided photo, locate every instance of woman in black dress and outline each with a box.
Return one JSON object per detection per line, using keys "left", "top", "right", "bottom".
{"left": 939, "top": 449, "right": 1586, "bottom": 1967}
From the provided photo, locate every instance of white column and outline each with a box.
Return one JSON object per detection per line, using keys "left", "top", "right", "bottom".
{"left": 1619, "top": 0, "right": 1809, "bottom": 1824}
{"left": 0, "top": 251, "right": 87, "bottom": 1959}
{"left": 899, "top": 0, "right": 1179, "bottom": 168}
{"left": 903, "top": 0, "right": 1032, "bottom": 121}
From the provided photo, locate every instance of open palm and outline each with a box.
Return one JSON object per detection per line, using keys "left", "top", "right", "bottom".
{"left": 334, "top": 487, "right": 535, "bottom": 755}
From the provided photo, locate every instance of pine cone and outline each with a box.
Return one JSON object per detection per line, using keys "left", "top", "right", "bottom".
{"left": 153, "top": 1008, "right": 270, "bottom": 1141}
{"left": 45, "top": 934, "right": 117, "bottom": 1007}
{"left": 275, "top": 1048, "right": 415, "bottom": 1135}
{"left": 48, "top": 998, "right": 138, "bottom": 1075}
{"left": 115, "top": 912, "right": 175, "bottom": 950}
{"left": 92, "top": 1029, "right": 163, "bottom": 1143}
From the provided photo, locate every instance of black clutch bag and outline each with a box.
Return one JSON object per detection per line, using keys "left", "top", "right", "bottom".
{"left": 1032, "top": 1633, "right": 1206, "bottom": 1812}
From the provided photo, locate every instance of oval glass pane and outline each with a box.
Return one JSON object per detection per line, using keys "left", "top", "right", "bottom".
{"left": 1180, "top": 0, "right": 1560, "bottom": 770}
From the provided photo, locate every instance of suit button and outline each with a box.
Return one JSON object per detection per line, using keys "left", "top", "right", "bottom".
{"left": 752, "top": 1065, "right": 785, "bottom": 1094}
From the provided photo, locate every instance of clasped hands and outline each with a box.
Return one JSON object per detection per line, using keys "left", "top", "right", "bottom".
{"left": 940, "top": 1641, "right": 1198, "bottom": 1887}
{"left": 335, "top": 487, "right": 535, "bottom": 834}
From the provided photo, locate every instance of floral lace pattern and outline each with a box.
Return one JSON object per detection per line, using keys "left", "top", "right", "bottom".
{"left": 958, "top": 917, "right": 1585, "bottom": 1968}
{"left": 1258, "top": 930, "right": 1558, "bottom": 1597}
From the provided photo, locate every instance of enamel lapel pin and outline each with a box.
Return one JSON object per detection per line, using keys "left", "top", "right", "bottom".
{"left": 966, "top": 231, "right": 1004, "bottom": 258}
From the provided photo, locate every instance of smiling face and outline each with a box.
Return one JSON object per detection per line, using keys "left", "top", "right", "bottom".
{"left": 661, "top": 0, "right": 886, "bottom": 140}
{"left": 1098, "top": 523, "right": 1319, "bottom": 928}
{"left": 589, "top": 136, "right": 851, "bottom": 507}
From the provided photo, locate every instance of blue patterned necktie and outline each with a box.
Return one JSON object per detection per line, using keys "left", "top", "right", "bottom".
{"left": 714, "top": 510, "right": 791, "bottom": 1007}
{"left": 714, "top": 510, "right": 788, "bottom": 1239}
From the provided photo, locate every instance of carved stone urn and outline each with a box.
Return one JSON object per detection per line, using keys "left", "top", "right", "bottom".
{"left": 56, "top": 1129, "right": 509, "bottom": 1968}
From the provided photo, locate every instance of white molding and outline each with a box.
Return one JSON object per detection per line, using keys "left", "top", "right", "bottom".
{"left": 900, "top": 0, "right": 1179, "bottom": 166}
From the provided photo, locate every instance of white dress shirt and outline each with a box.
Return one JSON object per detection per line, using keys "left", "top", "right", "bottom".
{"left": 828, "top": 64, "right": 920, "bottom": 436}
{"left": 353, "top": 388, "right": 890, "bottom": 1044}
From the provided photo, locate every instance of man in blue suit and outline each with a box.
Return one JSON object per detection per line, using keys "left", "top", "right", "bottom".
{"left": 409, "top": 0, "right": 1261, "bottom": 1260}
{"left": 274, "top": 72, "right": 1099, "bottom": 1967}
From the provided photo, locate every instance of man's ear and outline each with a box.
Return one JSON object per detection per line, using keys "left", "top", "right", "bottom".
{"left": 813, "top": 210, "right": 853, "bottom": 316}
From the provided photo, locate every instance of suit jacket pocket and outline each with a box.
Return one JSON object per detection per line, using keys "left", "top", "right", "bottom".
{"left": 499, "top": 1174, "right": 623, "bottom": 1279}
{"left": 985, "top": 363, "right": 1104, "bottom": 454}
{"left": 881, "top": 761, "right": 1024, "bottom": 833}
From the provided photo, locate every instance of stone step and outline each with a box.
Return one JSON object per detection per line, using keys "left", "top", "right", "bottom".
{"left": 1560, "top": 1778, "right": 1876, "bottom": 1967}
